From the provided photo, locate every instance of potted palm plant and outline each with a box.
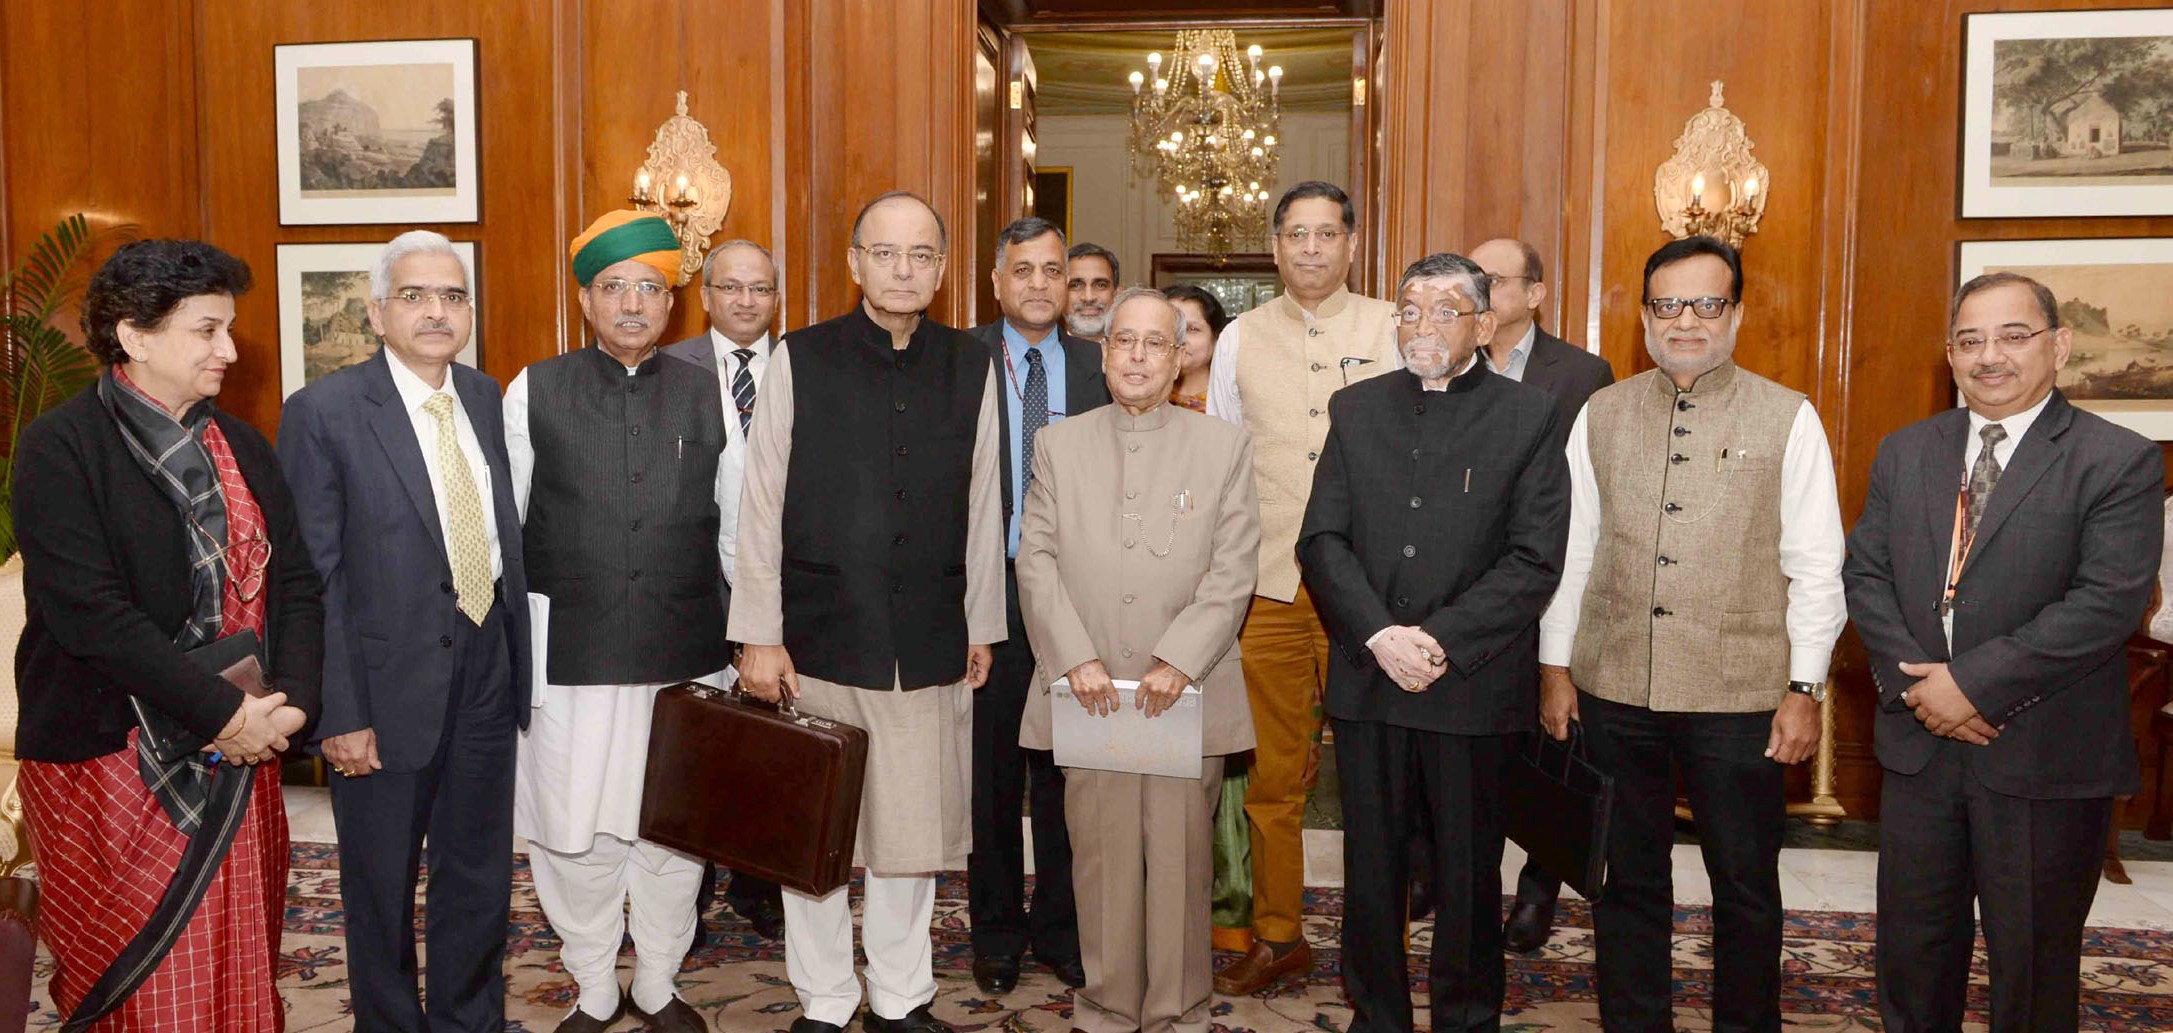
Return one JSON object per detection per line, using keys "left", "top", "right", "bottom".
{"left": 2, "top": 214, "right": 134, "bottom": 562}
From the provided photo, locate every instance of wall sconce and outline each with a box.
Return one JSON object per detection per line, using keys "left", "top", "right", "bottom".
{"left": 628, "top": 91, "right": 733, "bottom": 286}
{"left": 1653, "top": 81, "right": 1769, "bottom": 249}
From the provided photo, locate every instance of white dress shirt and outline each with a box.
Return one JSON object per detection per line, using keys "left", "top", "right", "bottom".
{"left": 1942, "top": 391, "right": 2053, "bottom": 649}
{"left": 1538, "top": 398, "right": 1848, "bottom": 684}
{"left": 709, "top": 328, "right": 774, "bottom": 583}
{"left": 1204, "top": 306, "right": 1407, "bottom": 426}
{"left": 384, "top": 351, "right": 502, "bottom": 579}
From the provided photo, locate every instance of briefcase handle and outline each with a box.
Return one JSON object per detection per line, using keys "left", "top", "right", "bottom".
{"left": 1527, "top": 720, "right": 1592, "bottom": 782}
{"left": 690, "top": 678, "right": 803, "bottom": 719}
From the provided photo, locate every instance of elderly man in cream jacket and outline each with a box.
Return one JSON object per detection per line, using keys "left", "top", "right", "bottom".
{"left": 1016, "top": 287, "right": 1261, "bottom": 1033}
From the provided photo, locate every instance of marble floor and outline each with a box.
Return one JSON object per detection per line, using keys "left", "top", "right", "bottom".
{"left": 280, "top": 786, "right": 2173, "bottom": 932}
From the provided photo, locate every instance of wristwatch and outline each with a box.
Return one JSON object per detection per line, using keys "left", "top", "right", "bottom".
{"left": 1786, "top": 679, "right": 1827, "bottom": 703}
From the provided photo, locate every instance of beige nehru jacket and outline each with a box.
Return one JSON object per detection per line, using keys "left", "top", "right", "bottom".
{"left": 1570, "top": 363, "right": 1806, "bottom": 713}
{"left": 1015, "top": 403, "right": 1261, "bottom": 757}
{"left": 1227, "top": 287, "right": 1399, "bottom": 602}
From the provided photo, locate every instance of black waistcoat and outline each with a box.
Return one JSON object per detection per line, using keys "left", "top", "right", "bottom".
{"left": 783, "top": 306, "right": 988, "bottom": 690}
{"left": 523, "top": 345, "right": 730, "bottom": 684}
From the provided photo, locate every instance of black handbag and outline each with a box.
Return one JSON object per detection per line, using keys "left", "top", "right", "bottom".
{"left": 1504, "top": 722, "right": 1614, "bottom": 902}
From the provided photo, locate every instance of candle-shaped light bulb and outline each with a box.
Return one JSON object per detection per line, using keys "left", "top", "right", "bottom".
{"left": 1690, "top": 173, "right": 1705, "bottom": 207}
{"left": 636, "top": 170, "right": 652, "bottom": 199}
{"left": 1129, "top": 71, "right": 1144, "bottom": 93}
{"left": 1743, "top": 175, "right": 1759, "bottom": 201}
{"left": 676, "top": 174, "right": 690, "bottom": 201}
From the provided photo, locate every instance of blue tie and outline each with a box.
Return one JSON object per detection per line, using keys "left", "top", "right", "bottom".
{"left": 1021, "top": 347, "right": 1048, "bottom": 486}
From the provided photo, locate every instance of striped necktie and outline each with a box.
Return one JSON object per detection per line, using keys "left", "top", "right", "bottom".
{"left": 731, "top": 348, "right": 757, "bottom": 436}
{"left": 423, "top": 393, "right": 493, "bottom": 625}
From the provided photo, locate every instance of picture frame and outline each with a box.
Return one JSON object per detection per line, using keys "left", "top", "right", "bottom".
{"left": 1032, "top": 166, "right": 1074, "bottom": 242}
{"left": 1151, "top": 253, "right": 1281, "bottom": 316}
{"left": 277, "top": 241, "right": 480, "bottom": 399}
{"left": 1960, "top": 9, "right": 2173, "bottom": 218}
{"left": 275, "top": 39, "right": 480, "bottom": 225}
{"left": 1957, "top": 237, "right": 2173, "bottom": 439}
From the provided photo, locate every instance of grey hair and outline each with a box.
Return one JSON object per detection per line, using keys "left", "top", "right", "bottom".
{"left": 993, "top": 216, "right": 1066, "bottom": 269}
{"left": 1106, "top": 285, "right": 1189, "bottom": 344}
{"left": 701, "top": 239, "right": 775, "bottom": 286}
{"left": 371, "top": 230, "right": 468, "bottom": 300}
{"left": 1397, "top": 252, "right": 1491, "bottom": 313}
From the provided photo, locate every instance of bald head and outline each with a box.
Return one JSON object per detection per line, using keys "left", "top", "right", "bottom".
{"left": 851, "top": 191, "right": 947, "bottom": 252}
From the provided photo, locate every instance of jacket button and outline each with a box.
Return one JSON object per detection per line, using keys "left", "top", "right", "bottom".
{"left": 441, "top": 582, "right": 454, "bottom": 594}
{"left": 1402, "top": 545, "right": 1416, "bottom": 558}
{"left": 1122, "top": 647, "right": 1136, "bottom": 658}
{"left": 630, "top": 472, "right": 644, "bottom": 484}
{"left": 1309, "top": 408, "right": 1320, "bottom": 417}
{"left": 1409, "top": 497, "right": 1422, "bottom": 509}
{"left": 1413, "top": 404, "right": 1425, "bottom": 415}
{"left": 1657, "top": 556, "right": 1672, "bottom": 566}
{"left": 1410, "top": 449, "right": 1420, "bottom": 460}
{"left": 629, "top": 570, "right": 642, "bottom": 581}
{"left": 629, "top": 519, "right": 642, "bottom": 532}
{"left": 439, "top": 635, "right": 454, "bottom": 648}
{"left": 895, "top": 445, "right": 909, "bottom": 457}
{"left": 1126, "top": 491, "right": 1138, "bottom": 499}
{"left": 894, "top": 400, "right": 907, "bottom": 412}
{"left": 1310, "top": 362, "right": 1324, "bottom": 372}
{"left": 630, "top": 425, "right": 642, "bottom": 437}
{"left": 1663, "top": 502, "right": 1682, "bottom": 514}
{"left": 1395, "top": 595, "right": 1410, "bottom": 607}
{"left": 1652, "top": 606, "right": 1669, "bottom": 617}
{"left": 895, "top": 356, "right": 908, "bottom": 370}
{"left": 1673, "top": 426, "right": 1690, "bottom": 437}
{"left": 1669, "top": 453, "right": 1687, "bottom": 464}
{"left": 893, "top": 534, "right": 907, "bottom": 546}
{"left": 1308, "top": 451, "right": 1319, "bottom": 461}
{"left": 894, "top": 489, "right": 908, "bottom": 501}
{"left": 1123, "top": 594, "right": 1136, "bottom": 604}
{"left": 1676, "top": 398, "right": 1694, "bottom": 411}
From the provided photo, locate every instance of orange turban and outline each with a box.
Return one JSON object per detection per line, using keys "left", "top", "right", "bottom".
{"left": 568, "top": 210, "right": 681, "bottom": 286}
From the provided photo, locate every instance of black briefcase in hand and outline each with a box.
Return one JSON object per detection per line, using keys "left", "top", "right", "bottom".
{"left": 639, "top": 681, "right": 869, "bottom": 896}
{"left": 1504, "top": 722, "right": 1614, "bottom": 902}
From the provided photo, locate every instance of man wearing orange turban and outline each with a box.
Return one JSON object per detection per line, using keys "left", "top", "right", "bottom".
{"left": 508, "top": 212, "right": 729, "bottom": 1033}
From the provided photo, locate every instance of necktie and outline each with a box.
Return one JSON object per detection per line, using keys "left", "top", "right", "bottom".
{"left": 1964, "top": 422, "right": 2008, "bottom": 544}
{"left": 1021, "top": 347, "right": 1048, "bottom": 486}
{"left": 731, "top": 348, "right": 757, "bottom": 436}
{"left": 423, "top": 393, "right": 493, "bottom": 625}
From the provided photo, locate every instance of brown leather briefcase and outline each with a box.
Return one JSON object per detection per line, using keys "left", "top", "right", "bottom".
{"left": 638, "top": 682, "right": 869, "bottom": 896}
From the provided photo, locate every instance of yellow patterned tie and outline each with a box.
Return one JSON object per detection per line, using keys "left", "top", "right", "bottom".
{"left": 423, "top": 393, "right": 493, "bottom": 625}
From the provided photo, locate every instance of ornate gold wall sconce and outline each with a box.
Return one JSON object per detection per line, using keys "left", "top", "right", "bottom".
{"left": 628, "top": 91, "right": 733, "bottom": 286}
{"left": 1653, "top": 81, "right": 1769, "bottom": 250}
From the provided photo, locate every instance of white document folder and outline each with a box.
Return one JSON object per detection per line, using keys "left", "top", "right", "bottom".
{"left": 1049, "top": 678, "right": 1203, "bottom": 778}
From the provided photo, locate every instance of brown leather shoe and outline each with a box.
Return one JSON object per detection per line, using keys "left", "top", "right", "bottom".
{"left": 1212, "top": 940, "right": 1314, "bottom": 996}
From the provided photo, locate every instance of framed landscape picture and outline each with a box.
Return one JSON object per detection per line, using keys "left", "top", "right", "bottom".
{"left": 275, "top": 39, "right": 479, "bottom": 225}
{"left": 1960, "top": 9, "right": 2173, "bottom": 218}
{"left": 277, "top": 242, "right": 480, "bottom": 398}
{"left": 1957, "top": 238, "right": 2173, "bottom": 439}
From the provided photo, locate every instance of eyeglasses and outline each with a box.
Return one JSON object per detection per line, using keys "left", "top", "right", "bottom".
{"left": 1275, "top": 227, "right": 1347, "bottom": 245}
{"left": 706, "top": 281, "right": 777, "bottom": 298}
{"left": 592, "top": 279, "right": 672, "bottom": 298}
{"left": 1396, "top": 304, "right": 1479, "bottom": 327}
{"left": 1645, "top": 296, "right": 1732, "bottom": 320}
{"left": 189, "top": 526, "right": 271, "bottom": 603}
{"left": 1109, "top": 331, "right": 1178, "bottom": 356}
{"left": 854, "top": 245, "right": 943, "bottom": 269}
{"left": 1948, "top": 326, "right": 2053, "bottom": 357}
{"left": 386, "top": 288, "right": 472, "bottom": 309}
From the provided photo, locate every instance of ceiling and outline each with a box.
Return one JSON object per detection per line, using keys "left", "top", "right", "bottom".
{"left": 1026, "top": 27, "right": 1358, "bottom": 116}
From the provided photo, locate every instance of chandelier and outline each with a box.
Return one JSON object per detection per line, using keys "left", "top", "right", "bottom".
{"left": 1126, "top": 30, "right": 1282, "bottom": 259}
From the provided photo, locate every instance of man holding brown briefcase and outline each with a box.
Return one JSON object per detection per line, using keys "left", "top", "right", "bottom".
{"left": 733, "top": 191, "right": 1007, "bottom": 1033}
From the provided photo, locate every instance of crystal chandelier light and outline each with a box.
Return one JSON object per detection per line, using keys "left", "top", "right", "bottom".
{"left": 1126, "top": 29, "right": 1282, "bottom": 259}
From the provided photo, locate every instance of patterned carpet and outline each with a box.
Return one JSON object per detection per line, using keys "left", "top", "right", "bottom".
{"left": 26, "top": 842, "right": 2173, "bottom": 1031}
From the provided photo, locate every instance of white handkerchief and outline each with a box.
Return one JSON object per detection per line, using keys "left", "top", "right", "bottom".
{"left": 1049, "top": 677, "right": 1203, "bottom": 778}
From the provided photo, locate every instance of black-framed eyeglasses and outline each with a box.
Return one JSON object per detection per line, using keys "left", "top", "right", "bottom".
{"left": 1645, "top": 296, "right": 1732, "bottom": 320}
{"left": 1948, "top": 326, "right": 2053, "bottom": 357}
{"left": 1396, "top": 304, "right": 1478, "bottom": 327}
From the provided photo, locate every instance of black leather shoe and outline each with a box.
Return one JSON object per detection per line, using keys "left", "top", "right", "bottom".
{"left": 733, "top": 896, "right": 787, "bottom": 940}
{"left": 631, "top": 995, "right": 708, "bottom": 1033}
{"left": 864, "top": 1005, "right": 954, "bottom": 1032}
{"left": 553, "top": 995, "right": 628, "bottom": 1033}
{"left": 1502, "top": 897, "right": 1556, "bottom": 954}
{"left": 972, "top": 954, "right": 1021, "bottom": 994}
{"left": 789, "top": 1018, "right": 848, "bottom": 1033}
{"left": 1041, "top": 954, "right": 1086, "bottom": 989}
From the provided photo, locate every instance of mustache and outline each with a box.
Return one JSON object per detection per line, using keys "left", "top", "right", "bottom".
{"left": 1972, "top": 365, "right": 2017, "bottom": 378}
{"left": 611, "top": 315, "right": 651, "bottom": 328}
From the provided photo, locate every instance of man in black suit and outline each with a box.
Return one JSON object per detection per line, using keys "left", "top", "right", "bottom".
{"left": 1298, "top": 251, "right": 1570, "bottom": 1032}
{"left": 963, "top": 215, "right": 1105, "bottom": 994}
{"left": 661, "top": 239, "right": 789, "bottom": 942}
{"left": 279, "top": 231, "right": 530, "bottom": 1033}
{"left": 1468, "top": 236, "right": 1613, "bottom": 952}
{"left": 1844, "top": 272, "right": 2161, "bottom": 1033}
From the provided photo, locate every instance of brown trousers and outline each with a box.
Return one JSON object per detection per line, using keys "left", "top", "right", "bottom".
{"left": 1067, "top": 758, "right": 1225, "bottom": 1033}
{"left": 1237, "top": 586, "right": 1331, "bottom": 943}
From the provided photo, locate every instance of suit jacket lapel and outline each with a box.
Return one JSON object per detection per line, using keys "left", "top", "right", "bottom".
{"left": 1960, "top": 395, "right": 2074, "bottom": 579}
{"left": 1061, "top": 331, "right": 1105, "bottom": 413}
{"left": 364, "top": 352, "right": 449, "bottom": 563}
{"left": 1521, "top": 330, "right": 1564, "bottom": 392}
